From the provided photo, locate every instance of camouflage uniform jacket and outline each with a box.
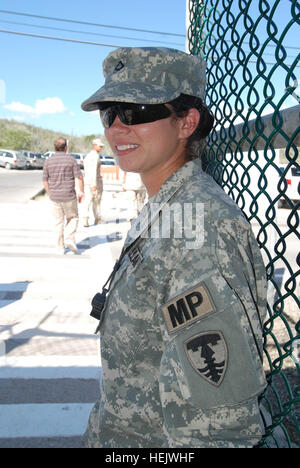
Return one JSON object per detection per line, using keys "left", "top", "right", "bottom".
{"left": 85, "top": 158, "right": 267, "bottom": 448}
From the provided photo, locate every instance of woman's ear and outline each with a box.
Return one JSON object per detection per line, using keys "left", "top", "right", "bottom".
{"left": 178, "top": 108, "right": 200, "bottom": 139}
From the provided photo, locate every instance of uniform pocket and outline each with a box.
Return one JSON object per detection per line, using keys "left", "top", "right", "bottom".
{"left": 173, "top": 301, "right": 267, "bottom": 410}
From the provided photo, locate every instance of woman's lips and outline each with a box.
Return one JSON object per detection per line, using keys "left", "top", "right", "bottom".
{"left": 115, "top": 144, "right": 139, "bottom": 156}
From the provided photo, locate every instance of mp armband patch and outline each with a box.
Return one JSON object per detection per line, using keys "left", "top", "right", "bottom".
{"left": 161, "top": 282, "right": 216, "bottom": 334}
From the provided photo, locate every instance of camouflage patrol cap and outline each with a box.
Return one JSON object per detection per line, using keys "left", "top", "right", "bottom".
{"left": 81, "top": 47, "right": 206, "bottom": 111}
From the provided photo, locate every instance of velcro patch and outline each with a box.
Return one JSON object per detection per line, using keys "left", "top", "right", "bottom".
{"left": 161, "top": 283, "right": 215, "bottom": 334}
{"left": 185, "top": 331, "right": 228, "bottom": 386}
{"left": 128, "top": 245, "right": 143, "bottom": 269}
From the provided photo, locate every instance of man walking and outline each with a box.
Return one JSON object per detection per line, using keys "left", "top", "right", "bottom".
{"left": 82, "top": 138, "right": 103, "bottom": 227}
{"left": 43, "top": 137, "right": 84, "bottom": 254}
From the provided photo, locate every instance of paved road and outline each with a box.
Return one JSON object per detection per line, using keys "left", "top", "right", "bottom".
{"left": 0, "top": 166, "right": 123, "bottom": 203}
{"left": 0, "top": 167, "right": 44, "bottom": 202}
{"left": 0, "top": 189, "right": 132, "bottom": 448}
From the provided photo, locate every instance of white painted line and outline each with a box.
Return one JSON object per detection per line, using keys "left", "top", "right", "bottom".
{"left": 0, "top": 246, "right": 61, "bottom": 254}
{"left": 0, "top": 356, "right": 101, "bottom": 379}
{"left": 0, "top": 403, "right": 93, "bottom": 438}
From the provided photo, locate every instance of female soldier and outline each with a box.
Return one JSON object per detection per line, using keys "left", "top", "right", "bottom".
{"left": 81, "top": 47, "right": 267, "bottom": 448}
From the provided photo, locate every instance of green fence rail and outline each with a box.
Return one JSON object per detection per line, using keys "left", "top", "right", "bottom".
{"left": 187, "top": 0, "right": 300, "bottom": 448}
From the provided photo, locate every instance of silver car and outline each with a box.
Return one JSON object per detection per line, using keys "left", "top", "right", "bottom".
{"left": 22, "top": 151, "right": 45, "bottom": 169}
{"left": 100, "top": 155, "right": 116, "bottom": 165}
{"left": 0, "top": 149, "right": 27, "bottom": 169}
{"left": 42, "top": 151, "right": 55, "bottom": 159}
{"left": 71, "top": 152, "right": 86, "bottom": 169}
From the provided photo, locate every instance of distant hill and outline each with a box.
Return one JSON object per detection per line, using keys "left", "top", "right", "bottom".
{"left": 0, "top": 118, "right": 112, "bottom": 155}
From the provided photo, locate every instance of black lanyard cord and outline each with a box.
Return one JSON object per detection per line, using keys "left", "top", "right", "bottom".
{"left": 90, "top": 183, "right": 183, "bottom": 321}
{"left": 90, "top": 236, "right": 141, "bottom": 321}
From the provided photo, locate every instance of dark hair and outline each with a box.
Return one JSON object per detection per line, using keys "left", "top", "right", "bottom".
{"left": 168, "top": 94, "right": 214, "bottom": 159}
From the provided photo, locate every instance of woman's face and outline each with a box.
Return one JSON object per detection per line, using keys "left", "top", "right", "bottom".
{"left": 104, "top": 108, "right": 198, "bottom": 182}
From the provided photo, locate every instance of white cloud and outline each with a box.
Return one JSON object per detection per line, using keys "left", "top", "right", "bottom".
{"left": 0, "top": 79, "right": 6, "bottom": 104}
{"left": 3, "top": 97, "right": 67, "bottom": 117}
{"left": 35, "top": 97, "right": 67, "bottom": 115}
{"left": 5, "top": 102, "right": 34, "bottom": 114}
{"left": 10, "top": 115, "right": 25, "bottom": 122}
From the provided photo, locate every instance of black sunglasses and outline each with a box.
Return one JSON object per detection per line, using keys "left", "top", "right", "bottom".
{"left": 98, "top": 102, "right": 172, "bottom": 128}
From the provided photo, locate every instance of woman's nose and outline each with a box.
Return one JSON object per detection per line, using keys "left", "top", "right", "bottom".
{"left": 107, "top": 115, "right": 129, "bottom": 133}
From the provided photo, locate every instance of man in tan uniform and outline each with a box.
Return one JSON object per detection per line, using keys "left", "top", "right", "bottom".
{"left": 122, "top": 171, "right": 147, "bottom": 218}
{"left": 82, "top": 138, "right": 103, "bottom": 227}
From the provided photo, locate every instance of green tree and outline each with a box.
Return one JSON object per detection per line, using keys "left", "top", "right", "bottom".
{"left": 0, "top": 128, "right": 32, "bottom": 150}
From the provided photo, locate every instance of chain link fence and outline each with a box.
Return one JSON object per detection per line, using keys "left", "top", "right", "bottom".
{"left": 186, "top": 0, "right": 299, "bottom": 447}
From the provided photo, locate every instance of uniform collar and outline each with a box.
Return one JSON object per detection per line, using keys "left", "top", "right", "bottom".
{"left": 124, "top": 159, "right": 202, "bottom": 247}
{"left": 149, "top": 158, "right": 202, "bottom": 205}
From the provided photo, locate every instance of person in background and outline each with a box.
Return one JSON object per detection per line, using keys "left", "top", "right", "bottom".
{"left": 122, "top": 171, "right": 147, "bottom": 218}
{"left": 82, "top": 138, "right": 104, "bottom": 227}
{"left": 42, "top": 137, "right": 84, "bottom": 254}
{"left": 81, "top": 47, "right": 267, "bottom": 448}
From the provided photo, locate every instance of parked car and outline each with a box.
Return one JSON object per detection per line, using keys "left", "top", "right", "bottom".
{"left": 70, "top": 152, "right": 86, "bottom": 169}
{"left": 0, "top": 149, "right": 27, "bottom": 169}
{"left": 22, "top": 151, "right": 45, "bottom": 169}
{"left": 101, "top": 159, "right": 117, "bottom": 166}
{"left": 42, "top": 151, "right": 55, "bottom": 159}
{"left": 278, "top": 165, "right": 300, "bottom": 207}
{"left": 100, "top": 155, "right": 116, "bottom": 165}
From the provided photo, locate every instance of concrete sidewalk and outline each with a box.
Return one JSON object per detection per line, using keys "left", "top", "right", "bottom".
{"left": 0, "top": 187, "right": 136, "bottom": 356}
{"left": 0, "top": 188, "right": 134, "bottom": 447}
{"left": 0, "top": 190, "right": 132, "bottom": 340}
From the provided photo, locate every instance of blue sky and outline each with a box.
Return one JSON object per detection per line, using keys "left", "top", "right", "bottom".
{"left": 0, "top": 1, "right": 298, "bottom": 138}
{"left": 0, "top": 0, "right": 186, "bottom": 136}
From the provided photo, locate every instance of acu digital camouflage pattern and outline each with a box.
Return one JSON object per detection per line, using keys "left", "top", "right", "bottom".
{"left": 84, "top": 159, "right": 267, "bottom": 448}
{"left": 81, "top": 47, "right": 206, "bottom": 111}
